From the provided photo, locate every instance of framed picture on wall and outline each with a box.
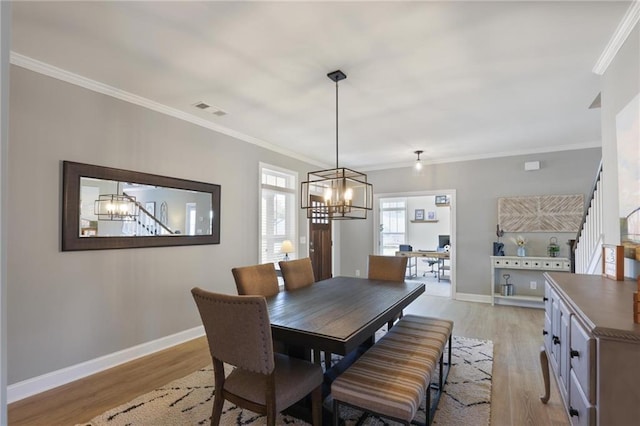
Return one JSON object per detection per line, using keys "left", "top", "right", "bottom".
{"left": 415, "top": 209, "right": 425, "bottom": 220}
{"left": 427, "top": 211, "right": 436, "bottom": 220}
{"left": 435, "top": 195, "right": 449, "bottom": 206}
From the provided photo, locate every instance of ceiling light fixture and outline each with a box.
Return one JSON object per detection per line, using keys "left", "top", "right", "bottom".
{"left": 301, "top": 70, "right": 373, "bottom": 220}
{"left": 94, "top": 182, "right": 138, "bottom": 221}
{"left": 413, "top": 150, "right": 424, "bottom": 176}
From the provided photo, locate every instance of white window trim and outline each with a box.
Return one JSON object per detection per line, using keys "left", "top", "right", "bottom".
{"left": 258, "top": 162, "right": 298, "bottom": 265}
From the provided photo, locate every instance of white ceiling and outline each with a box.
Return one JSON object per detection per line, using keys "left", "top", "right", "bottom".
{"left": 9, "top": 1, "right": 632, "bottom": 170}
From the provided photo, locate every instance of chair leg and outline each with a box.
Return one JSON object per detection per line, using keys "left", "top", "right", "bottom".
{"left": 333, "top": 399, "right": 340, "bottom": 425}
{"left": 311, "top": 385, "right": 322, "bottom": 426}
{"left": 211, "top": 390, "right": 224, "bottom": 425}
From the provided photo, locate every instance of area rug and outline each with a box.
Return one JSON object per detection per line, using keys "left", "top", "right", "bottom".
{"left": 80, "top": 336, "right": 492, "bottom": 426}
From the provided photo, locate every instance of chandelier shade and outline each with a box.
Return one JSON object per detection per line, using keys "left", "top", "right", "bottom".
{"left": 301, "top": 69, "right": 373, "bottom": 220}
{"left": 301, "top": 167, "right": 373, "bottom": 220}
{"left": 94, "top": 183, "right": 138, "bottom": 221}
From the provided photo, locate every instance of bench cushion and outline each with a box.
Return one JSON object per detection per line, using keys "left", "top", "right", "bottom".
{"left": 331, "top": 315, "right": 453, "bottom": 422}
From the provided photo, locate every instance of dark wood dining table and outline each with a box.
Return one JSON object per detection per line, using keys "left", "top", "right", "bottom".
{"left": 266, "top": 276, "right": 425, "bottom": 357}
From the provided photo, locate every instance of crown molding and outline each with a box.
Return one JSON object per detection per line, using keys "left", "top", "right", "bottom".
{"left": 9, "top": 52, "right": 328, "bottom": 168}
{"left": 593, "top": 1, "right": 640, "bottom": 75}
{"left": 363, "top": 140, "right": 602, "bottom": 172}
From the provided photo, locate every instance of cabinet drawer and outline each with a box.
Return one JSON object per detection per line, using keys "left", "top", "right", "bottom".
{"left": 493, "top": 258, "right": 504, "bottom": 267}
{"left": 552, "top": 260, "right": 564, "bottom": 269}
{"left": 570, "top": 316, "right": 596, "bottom": 403}
{"left": 569, "top": 369, "right": 596, "bottom": 426}
{"left": 563, "top": 261, "right": 571, "bottom": 270}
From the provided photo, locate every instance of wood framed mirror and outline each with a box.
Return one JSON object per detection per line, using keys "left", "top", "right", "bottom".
{"left": 62, "top": 161, "right": 221, "bottom": 251}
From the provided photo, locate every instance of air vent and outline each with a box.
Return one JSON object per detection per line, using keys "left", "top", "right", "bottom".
{"left": 192, "top": 101, "right": 227, "bottom": 116}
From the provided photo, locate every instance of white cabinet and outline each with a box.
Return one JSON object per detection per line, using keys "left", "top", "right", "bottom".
{"left": 541, "top": 273, "right": 640, "bottom": 425}
{"left": 490, "top": 256, "right": 570, "bottom": 308}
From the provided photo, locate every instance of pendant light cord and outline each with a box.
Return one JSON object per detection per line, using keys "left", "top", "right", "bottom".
{"left": 335, "top": 79, "right": 339, "bottom": 170}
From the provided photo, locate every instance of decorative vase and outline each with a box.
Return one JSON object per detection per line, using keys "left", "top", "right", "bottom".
{"left": 517, "top": 246, "right": 526, "bottom": 257}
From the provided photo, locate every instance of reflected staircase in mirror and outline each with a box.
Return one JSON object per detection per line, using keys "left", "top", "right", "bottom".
{"left": 123, "top": 193, "right": 176, "bottom": 236}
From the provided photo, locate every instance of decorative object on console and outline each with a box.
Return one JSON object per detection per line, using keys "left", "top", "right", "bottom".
{"left": 412, "top": 150, "right": 424, "bottom": 176}
{"left": 602, "top": 244, "right": 624, "bottom": 281}
{"left": 501, "top": 274, "right": 514, "bottom": 296}
{"left": 547, "top": 237, "right": 560, "bottom": 257}
{"left": 301, "top": 70, "right": 373, "bottom": 220}
{"left": 513, "top": 235, "right": 527, "bottom": 257}
{"left": 281, "top": 240, "right": 294, "bottom": 261}
{"left": 494, "top": 224, "right": 505, "bottom": 256}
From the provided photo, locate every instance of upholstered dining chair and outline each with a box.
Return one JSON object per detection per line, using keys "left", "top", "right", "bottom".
{"left": 191, "top": 287, "right": 323, "bottom": 426}
{"left": 278, "top": 257, "right": 315, "bottom": 291}
{"left": 368, "top": 255, "right": 409, "bottom": 329}
{"left": 232, "top": 262, "right": 280, "bottom": 297}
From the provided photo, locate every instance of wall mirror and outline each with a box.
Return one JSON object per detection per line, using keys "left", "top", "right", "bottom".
{"left": 62, "top": 161, "right": 221, "bottom": 251}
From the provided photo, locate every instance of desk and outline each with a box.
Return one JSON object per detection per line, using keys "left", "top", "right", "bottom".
{"left": 266, "top": 276, "right": 425, "bottom": 356}
{"left": 395, "top": 251, "right": 450, "bottom": 282}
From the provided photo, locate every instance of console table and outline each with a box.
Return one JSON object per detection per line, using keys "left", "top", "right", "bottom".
{"left": 540, "top": 272, "right": 640, "bottom": 425}
{"left": 490, "top": 256, "right": 570, "bottom": 308}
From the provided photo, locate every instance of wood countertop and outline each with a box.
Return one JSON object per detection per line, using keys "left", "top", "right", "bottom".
{"left": 545, "top": 272, "right": 640, "bottom": 342}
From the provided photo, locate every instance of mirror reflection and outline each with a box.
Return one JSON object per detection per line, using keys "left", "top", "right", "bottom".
{"left": 62, "top": 161, "right": 221, "bottom": 251}
{"left": 80, "top": 178, "right": 213, "bottom": 237}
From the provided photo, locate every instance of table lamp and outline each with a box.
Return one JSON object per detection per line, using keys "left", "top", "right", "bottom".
{"left": 281, "top": 240, "right": 294, "bottom": 261}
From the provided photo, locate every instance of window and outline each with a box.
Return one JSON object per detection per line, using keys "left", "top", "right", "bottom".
{"left": 260, "top": 164, "right": 298, "bottom": 264}
{"left": 379, "top": 198, "right": 407, "bottom": 255}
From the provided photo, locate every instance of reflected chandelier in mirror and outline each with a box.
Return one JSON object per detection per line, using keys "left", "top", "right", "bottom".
{"left": 62, "top": 161, "right": 221, "bottom": 251}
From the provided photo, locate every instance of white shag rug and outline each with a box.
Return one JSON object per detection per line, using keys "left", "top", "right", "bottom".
{"left": 79, "top": 336, "right": 492, "bottom": 426}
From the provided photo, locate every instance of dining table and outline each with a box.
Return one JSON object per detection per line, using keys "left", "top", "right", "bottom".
{"left": 266, "top": 275, "right": 425, "bottom": 359}
{"left": 266, "top": 276, "right": 424, "bottom": 424}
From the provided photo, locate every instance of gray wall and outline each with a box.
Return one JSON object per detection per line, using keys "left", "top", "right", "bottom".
{"left": 7, "top": 66, "right": 315, "bottom": 384}
{"left": 601, "top": 23, "right": 639, "bottom": 277}
{"left": 339, "top": 149, "right": 602, "bottom": 296}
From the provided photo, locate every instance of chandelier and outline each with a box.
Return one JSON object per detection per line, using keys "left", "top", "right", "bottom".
{"left": 94, "top": 182, "right": 139, "bottom": 221}
{"left": 301, "top": 70, "right": 373, "bottom": 220}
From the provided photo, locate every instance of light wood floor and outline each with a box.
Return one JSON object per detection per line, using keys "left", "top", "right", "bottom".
{"left": 8, "top": 295, "right": 569, "bottom": 426}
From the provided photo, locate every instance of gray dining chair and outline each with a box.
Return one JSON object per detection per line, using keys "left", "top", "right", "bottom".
{"left": 368, "top": 255, "right": 408, "bottom": 330}
{"left": 279, "top": 257, "right": 315, "bottom": 291}
{"left": 191, "top": 287, "right": 323, "bottom": 426}
{"left": 232, "top": 262, "right": 280, "bottom": 297}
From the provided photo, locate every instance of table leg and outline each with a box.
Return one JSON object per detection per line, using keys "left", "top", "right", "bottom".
{"left": 539, "top": 345, "right": 550, "bottom": 403}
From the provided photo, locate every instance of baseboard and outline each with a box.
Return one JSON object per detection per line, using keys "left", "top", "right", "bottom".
{"left": 7, "top": 325, "right": 205, "bottom": 403}
{"left": 455, "top": 292, "right": 492, "bottom": 304}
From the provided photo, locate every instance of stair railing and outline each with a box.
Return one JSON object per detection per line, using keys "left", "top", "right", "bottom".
{"left": 573, "top": 160, "right": 603, "bottom": 274}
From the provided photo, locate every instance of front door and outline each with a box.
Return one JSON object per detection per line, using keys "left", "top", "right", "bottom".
{"left": 309, "top": 195, "right": 332, "bottom": 280}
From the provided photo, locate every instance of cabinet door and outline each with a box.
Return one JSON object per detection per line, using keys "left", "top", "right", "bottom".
{"left": 570, "top": 316, "right": 595, "bottom": 403}
{"left": 550, "top": 292, "right": 561, "bottom": 373}
{"left": 569, "top": 369, "right": 596, "bottom": 426}
{"left": 558, "top": 300, "right": 571, "bottom": 401}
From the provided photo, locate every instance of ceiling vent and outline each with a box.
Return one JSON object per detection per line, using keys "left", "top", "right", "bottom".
{"left": 192, "top": 101, "right": 228, "bottom": 116}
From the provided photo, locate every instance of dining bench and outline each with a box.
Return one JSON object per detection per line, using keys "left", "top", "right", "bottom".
{"left": 331, "top": 315, "right": 453, "bottom": 425}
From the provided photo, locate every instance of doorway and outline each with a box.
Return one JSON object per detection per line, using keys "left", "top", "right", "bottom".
{"left": 308, "top": 195, "right": 332, "bottom": 281}
{"left": 374, "top": 190, "right": 456, "bottom": 299}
